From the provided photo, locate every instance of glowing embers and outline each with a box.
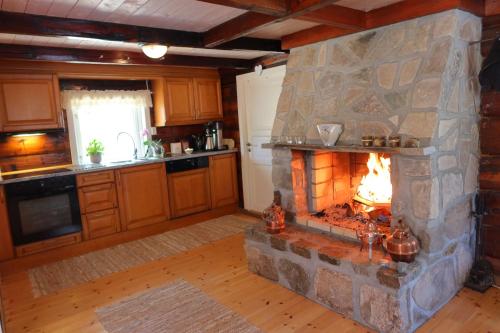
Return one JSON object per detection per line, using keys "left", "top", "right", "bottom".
{"left": 354, "top": 153, "right": 392, "bottom": 207}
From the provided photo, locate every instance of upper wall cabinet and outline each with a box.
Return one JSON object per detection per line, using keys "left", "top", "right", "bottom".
{"left": 153, "top": 75, "right": 223, "bottom": 126}
{"left": 0, "top": 74, "right": 63, "bottom": 132}
{"left": 194, "top": 78, "right": 223, "bottom": 121}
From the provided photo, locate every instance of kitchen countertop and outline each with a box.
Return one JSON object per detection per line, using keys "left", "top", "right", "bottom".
{"left": 0, "top": 149, "right": 239, "bottom": 185}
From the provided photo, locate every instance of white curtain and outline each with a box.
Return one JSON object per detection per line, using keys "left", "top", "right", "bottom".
{"left": 61, "top": 90, "right": 153, "bottom": 164}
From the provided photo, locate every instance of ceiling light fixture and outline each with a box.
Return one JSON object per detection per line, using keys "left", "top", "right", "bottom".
{"left": 141, "top": 43, "right": 168, "bottom": 59}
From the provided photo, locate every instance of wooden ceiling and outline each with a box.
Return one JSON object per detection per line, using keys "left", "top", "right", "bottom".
{"left": 0, "top": 0, "right": 496, "bottom": 68}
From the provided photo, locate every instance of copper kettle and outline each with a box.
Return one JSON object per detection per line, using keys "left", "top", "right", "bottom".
{"left": 385, "top": 219, "right": 420, "bottom": 263}
{"left": 356, "top": 220, "right": 385, "bottom": 261}
{"left": 262, "top": 202, "right": 285, "bottom": 234}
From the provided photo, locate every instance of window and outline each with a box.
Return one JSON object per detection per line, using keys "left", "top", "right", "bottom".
{"left": 62, "top": 90, "right": 152, "bottom": 164}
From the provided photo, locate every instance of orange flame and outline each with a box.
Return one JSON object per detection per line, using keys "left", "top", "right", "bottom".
{"left": 356, "top": 153, "right": 392, "bottom": 204}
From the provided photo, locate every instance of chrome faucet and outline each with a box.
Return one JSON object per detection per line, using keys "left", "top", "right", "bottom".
{"left": 116, "top": 132, "right": 137, "bottom": 160}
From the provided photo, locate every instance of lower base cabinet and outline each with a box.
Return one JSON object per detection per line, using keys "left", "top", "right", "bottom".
{"left": 168, "top": 168, "right": 211, "bottom": 218}
{"left": 0, "top": 186, "right": 14, "bottom": 261}
{"left": 77, "top": 171, "right": 120, "bottom": 240}
{"left": 210, "top": 154, "right": 239, "bottom": 208}
{"left": 0, "top": 154, "right": 239, "bottom": 261}
{"left": 82, "top": 208, "right": 121, "bottom": 240}
{"left": 116, "top": 163, "right": 170, "bottom": 230}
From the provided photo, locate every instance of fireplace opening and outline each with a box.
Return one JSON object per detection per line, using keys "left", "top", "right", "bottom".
{"left": 298, "top": 151, "right": 393, "bottom": 240}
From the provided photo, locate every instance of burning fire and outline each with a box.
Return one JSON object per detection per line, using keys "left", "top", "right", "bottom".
{"left": 356, "top": 153, "right": 392, "bottom": 204}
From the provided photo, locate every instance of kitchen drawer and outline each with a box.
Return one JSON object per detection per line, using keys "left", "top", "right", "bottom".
{"left": 83, "top": 208, "right": 120, "bottom": 240}
{"left": 15, "top": 233, "right": 81, "bottom": 257}
{"left": 78, "top": 182, "right": 117, "bottom": 214}
{"left": 77, "top": 170, "right": 115, "bottom": 187}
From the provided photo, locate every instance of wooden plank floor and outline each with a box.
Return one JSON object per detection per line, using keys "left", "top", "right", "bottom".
{"left": 1, "top": 224, "right": 499, "bottom": 332}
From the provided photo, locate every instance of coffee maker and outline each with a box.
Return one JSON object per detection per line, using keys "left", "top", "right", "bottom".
{"left": 205, "top": 121, "right": 224, "bottom": 150}
{"left": 214, "top": 121, "right": 224, "bottom": 149}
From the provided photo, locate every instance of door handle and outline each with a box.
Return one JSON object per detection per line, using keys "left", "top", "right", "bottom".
{"left": 246, "top": 142, "right": 252, "bottom": 146}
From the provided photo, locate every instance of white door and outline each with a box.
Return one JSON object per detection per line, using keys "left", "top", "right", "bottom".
{"left": 237, "top": 65, "right": 286, "bottom": 213}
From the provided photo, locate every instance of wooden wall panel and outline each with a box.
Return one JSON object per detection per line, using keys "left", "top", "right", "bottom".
{"left": 0, "top": 131, "right": 71, "bottom": 172}
{"left": 481, "top": 16, "right": 500, "bottom": 266}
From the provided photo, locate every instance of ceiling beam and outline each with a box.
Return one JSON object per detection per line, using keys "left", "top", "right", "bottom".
{"left": 365, "top": 0, "right": 484, "bottom": 28}
{"left": 0, "top": 44, "right": 254, "bottom": 69}
{"left": 196, "top": 0, "right": 287, "bottom": 16}
{"left": 199, "top": 0, "right": 365, "bottom": 29}
{"left": 300, "top": 5, "right": 366, "bottom": 30}
{"left": 282, "top": 25, "right": 355, "bottom": 49}
{"left": 281, "top": 0, "right": 486, "bottom": 49}
{"left": 203, "top": 0, "right": 341, "bottom": 47}
{"left": 0, "top": 11, "right": 283, "bottom": 53}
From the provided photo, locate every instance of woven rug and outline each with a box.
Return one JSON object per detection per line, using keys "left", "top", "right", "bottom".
{"left": 96, "top": 279, "right": 261, "bottom": 333}
{"left": 29, "top": 215, "right": 258, "bottom": 297}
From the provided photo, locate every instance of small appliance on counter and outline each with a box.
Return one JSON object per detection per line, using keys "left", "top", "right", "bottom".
{"left": 214, "top": 121, "right": 224, "bottom": 149}
{"left": 190, "top": 134, "right": 205, "bottom": 152}
{"left": 204, "top": 126, "right": 215, "bottom": 151}
{"left": 204, "top": 121, "right": 226, "bottom": 151}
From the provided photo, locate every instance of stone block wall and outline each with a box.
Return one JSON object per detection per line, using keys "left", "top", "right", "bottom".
{"left": 246, "top": 224, "right": 426, "bottom": 332}
{"left": 267, "top": 9, "right": 482, "bottom": 332}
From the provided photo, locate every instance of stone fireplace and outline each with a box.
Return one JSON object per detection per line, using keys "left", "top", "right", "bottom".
{"left": 245, "top": 9, "right": 481, "bottom": 333}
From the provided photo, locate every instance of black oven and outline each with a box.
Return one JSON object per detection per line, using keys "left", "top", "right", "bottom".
{"left": 5, "top": 175, "right": 82, "bottom": 246}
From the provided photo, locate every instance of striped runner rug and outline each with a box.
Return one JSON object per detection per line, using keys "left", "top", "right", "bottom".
{"left": 29, "top": 214, "right": 259, "bottom": 297}
{"left": 96, "top": 279, "right": 262, "bottom": 333}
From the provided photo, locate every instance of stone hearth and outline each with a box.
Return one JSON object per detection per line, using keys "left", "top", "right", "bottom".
{"left": 246, "top": 8, "right": 481, "bottom": 333}
{"left": 245, "top": 224, "right": 420, "bottom": 332}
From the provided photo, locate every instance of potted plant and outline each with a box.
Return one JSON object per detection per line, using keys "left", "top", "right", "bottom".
{"left": 142, "top": 128, "right": 164, "bottom": 158}
{"left": 86, "top": 139, "right": 104, "bottom": 164}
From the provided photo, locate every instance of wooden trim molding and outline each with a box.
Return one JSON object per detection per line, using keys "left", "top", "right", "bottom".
{"left": 0, "top": 44, "right": 254, "bottom": 69}
{"left": 0, "top": 59, "right": 222, "bottom": 80}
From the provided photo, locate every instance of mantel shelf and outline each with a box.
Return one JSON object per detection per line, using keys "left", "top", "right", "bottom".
{"left": 261, "top": 143, "right": 436, "bottom": 156}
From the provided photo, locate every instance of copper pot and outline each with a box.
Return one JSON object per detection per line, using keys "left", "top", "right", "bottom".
{"left": 385, "top": 220, "right": 420, "bottom": 262}
{"left": 262, "top": 202, "right": 285, "bottom": 234}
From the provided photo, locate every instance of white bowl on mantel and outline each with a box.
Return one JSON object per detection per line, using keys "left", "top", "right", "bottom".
{"left": 316, "top": 123, "right": 343, "bottom": 146}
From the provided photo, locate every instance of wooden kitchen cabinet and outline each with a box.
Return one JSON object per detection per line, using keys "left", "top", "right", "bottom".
{"left": 116, "top": 163, "right": 170, "bottom": 230}
{"left": 77, "top": 171, "right": 120, "bottom": 240}
{"left": 194, "top": 77, "right": 223, "bottom": 120}
{"left": 155, "top": 77, "right": 196, "bottom": 125}
{"left": 209, "top": 154, "right": 239, "bottom": 208}
{"left": 0, "top": 186, "right": 14, "bottom": 261}
{"left": 168, "top": 168, "right": 211, "bottom": 218}
{"left": 76, "top": 170, "right": 115, "bottom": 187}
{"left": 78, "top": 183, "right": 117, "bottom": 214}
{"left": 0, "top": 74, "right": 62, "bottom": 132}
{"left": 153, "top": 74, "right": 222, "bottom": 126}
{"left": 82, "top": 209, "right": 120, "bottom": 240}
